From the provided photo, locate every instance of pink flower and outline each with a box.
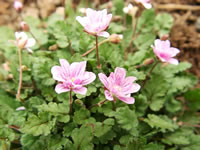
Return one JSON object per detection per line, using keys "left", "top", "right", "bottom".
{"left": 76, "top": 8, "right": 112, "bottom": 38}
{"left": 98, "top": 67, "right": 140, "bottom": 104}
{"left": 152, "top": 39, "right": 180, "bottom": 65}
{"left": 15, "top": 32, "right": 36, "bottom": 53}
{"left": 14, "top": 0, "right": 23, "bottom": 12}
{"left": 51, "top": 59, "right": 96, "bottom": 95}
{"left": 135, "top": 0, "right": 152, "bottom": 9}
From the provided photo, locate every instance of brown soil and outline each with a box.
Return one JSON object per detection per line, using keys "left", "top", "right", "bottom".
{"left": 0, "top": 0, "right": 199, "bottom": 87}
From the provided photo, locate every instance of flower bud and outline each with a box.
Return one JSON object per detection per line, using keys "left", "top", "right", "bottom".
{"left": 109, "top": 34, "right": 123, "bottom": 44}
{"left": 20, "top": 21, "right": 30, "bottom": 32}
{"left": 143, "top": 58, "right": 154, "bottom": 66}
{"left": 7, "top": 74, "right": 14, "bottom": 80}
{"left": 21, "top": 65, "right": 28, "bottom": 71}
{"left": 161, "top": 34, "right": 169, "bottom": 41}
{"left": 49, "top": 44, "right": 58, "bottom": 51}
{"left": 14, "top": 0, "right": 23, "bottom": 12}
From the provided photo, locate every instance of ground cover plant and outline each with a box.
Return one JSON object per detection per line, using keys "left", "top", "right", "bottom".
{"left": 0, "top": 0, "right": 200, "bottom": 149}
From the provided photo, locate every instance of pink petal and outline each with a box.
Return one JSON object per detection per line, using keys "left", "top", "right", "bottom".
{"left": 170, "top": 48, "right": 180, "bottom": 57}
{"left": 55, "top": 84, "right": 70, "bottom": 94}
{"left": 168, "top": 58, "right": 179, "bottom": 65}
{"left": 114, "top": 67, "right": 126, "bottom": 85}
{"left": 73, "top": 86, "right": 87, "bottom": 95}
{"left": 98, "top": 73, "right": 110, "bottom": 89}
{"left": 82, "top": 72, "right": 96, "bottom": 85}
{"left": 106, "top": 14, "right": 112, "bottom": 25}
{"left": 59, "top": 59, "right": 70, "bottom": 77}
{"left": 122, "top": 83, "right": 141, "bottom": 94}
{"left": 117, "top": 96, "right": 135, "bottom": 104}
{"left": 105, "top": 90, "right": 113, "bottom": 101}
{"left": 97, "top": 31, "right": 110, "bottom": 38}
{"left": 51, "top": 66, "right": 65, "bottom": 82}
{"left": 70, "top": 61, "right": 86, "bottom": 77}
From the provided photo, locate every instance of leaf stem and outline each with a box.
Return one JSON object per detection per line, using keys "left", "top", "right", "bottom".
{"left": 81, "top": 39, "right": 109, "bottom": 57}
{"left": 95, "top": 35, "right": 101, "bottom": 69}
{"left": 88, "top": 99, "right": 107, "bottom": 110}
{"left": 69, "top": 90, "right": 73, "bottom": 114}
{"left": 142, "top": 61, "right": 159, "bottom": 88}
{"left": 16, "top": 47, "right": 23, "bottom": 101}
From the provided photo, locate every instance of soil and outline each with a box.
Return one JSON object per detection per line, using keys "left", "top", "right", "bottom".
{"left": 0, "top": 0, "right": 199, "bottom": 87}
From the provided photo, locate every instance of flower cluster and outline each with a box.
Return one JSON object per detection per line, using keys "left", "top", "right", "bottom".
{"left": 51, "top": 8, "right": 180, "bottom": 106}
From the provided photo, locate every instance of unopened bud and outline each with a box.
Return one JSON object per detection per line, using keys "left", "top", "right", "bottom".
{"left": 106, "top": 1, "right": 113, "bottom": 9}
{"left": 14, "top": 0, "right": 23, "bottom": 12}
{"left": 161, "top": 34, "right": 169, "bottom": 41}
{"left": 49, "top": 44, "right": 58, "bottom": 51}
{"left": 109, "top": 34, "right": 123, "bottom": 44}
{"left": 7, "top": 74, "right": 14, "bottom": 80}
{"left": 143, "top": 58, "right": 154, "bottom": 66}
{"left": 75, "top": 99, "right": 86, "bottom": 108}
{"left": 20, "top": 21, "right": 30, "bottom": 32}
{"left": 21, "top": 65, "right": 28, "bottom": 71}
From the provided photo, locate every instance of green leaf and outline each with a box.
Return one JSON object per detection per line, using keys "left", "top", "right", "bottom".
{"left": 73, "top": 108, "right": 91, "bottom": 125}
{"left": 71, "top": 126, "right": 94, "bottom": 150}
{"left": 144, "top": 114, "right": 178, "bottom": 132}
{"left": 162, "top": 129, "right": 190, "bottom": 145}
{"left": 184, "top": 88, "right": 200, "bottom": 111}
{"left": 154, "top": 13, "right": 174, "bottom": 37}
{"left": 143, "top": 143, "right": 165, "bottom": 150}
{"left": 37, "top": 102, "right": 70, "bottom": 123}
{"left": 114, "top": 106, "right": 138, "bottom": 135}
{"left": 144, "top": 74, "right": 168, "bottom": 111}
{"left": 21, "top": 112, "right": 55, "bottom": 136}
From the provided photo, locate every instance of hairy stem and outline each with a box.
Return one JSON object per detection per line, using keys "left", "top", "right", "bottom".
{"left": 81, "top": 39, "right": 109, "bottom": 57}
{"left": 69, "top": 90, "right": 73, "bottom": 114}
{"left": 88, "top": 99, "right": 107, "bottom": 110}
{"left": 95, "top": 35, "right": 101, "bottom": 69}
{"left": 16, "top": 48, "right": 22, "bottom": 101}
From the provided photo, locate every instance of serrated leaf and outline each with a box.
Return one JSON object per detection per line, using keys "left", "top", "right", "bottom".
{"left": 184, "top": 88, "right": 200, "bottom": 111}
{"left": 144, "top": 114, "right": 178, "bottom": 132}
{"left": 71, "top": 126, "right": 94, "bottom": 150}
{"left": 115, "top": 106, "right": 138, "bottom": 131}
{"left": 21, "top": 112, "right": 55, "bottom": 136}
{"left": 73, "top": 108, "right": 90, "bottom": 125}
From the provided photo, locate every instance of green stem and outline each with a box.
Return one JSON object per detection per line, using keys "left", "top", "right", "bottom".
{"left": 69, "top": 90, "right": 73, "bottom": 114}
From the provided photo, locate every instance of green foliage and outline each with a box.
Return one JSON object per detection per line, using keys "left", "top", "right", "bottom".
{"left": 0, "top": 3, "right": 199, "bottom": 150}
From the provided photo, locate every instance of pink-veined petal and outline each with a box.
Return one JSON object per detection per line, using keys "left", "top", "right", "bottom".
{"left": 97, "top": 31, "right": 110, "bottom": 38}
{"left": 82, "top": 72, "right": 96, "bottom": 85}
{"left": 73, "top": 86, "right": 87, "bottom": 95}
{"left": 98, "top": 73, "right": 110, "bottom": 89}
{"left": 105, "top": 90, "right": 113, "bottom": 101}
{"left": 114, "top": 67, "right": 126, "bottom": 85}
{"left": 59, "top": 59, "right": 70, "bottom": 77}
{"left": 51, "top": 66, "right": 65, "bottom": 82}
{"left": 70, "top": 61, "right": 86, "bottom": 77}
{"left": 168, "top": 58, "right": 179, "bottom": 65}
{"left": 117, "top": 96, "right": 135, "bottom": 104}
{"left": 55, "top": 83, "right": 70, "bottom": 94}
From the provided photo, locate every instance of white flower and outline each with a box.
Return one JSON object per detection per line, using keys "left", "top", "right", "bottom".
{"left": 15, "top": 32, "right": 36, "bottom": 53}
